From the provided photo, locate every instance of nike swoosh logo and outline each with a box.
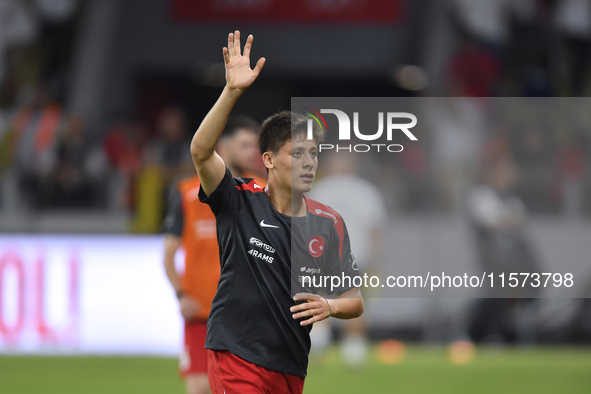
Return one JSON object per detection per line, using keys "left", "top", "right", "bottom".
{"left": 260, "top": 220, "right": 279, "bottom": 228}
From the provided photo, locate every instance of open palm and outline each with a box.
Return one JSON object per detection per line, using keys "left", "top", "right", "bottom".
{"left": 223, "top": 31, "right": 266, "bottom": 91}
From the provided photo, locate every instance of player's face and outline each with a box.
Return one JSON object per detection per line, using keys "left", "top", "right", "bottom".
{"left": 288, "top": 135, "right": 318, "bottom": 194}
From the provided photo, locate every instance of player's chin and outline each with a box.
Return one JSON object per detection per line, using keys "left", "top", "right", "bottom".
{"left": 294, "top": 180, "right": 313, "bottom": 194}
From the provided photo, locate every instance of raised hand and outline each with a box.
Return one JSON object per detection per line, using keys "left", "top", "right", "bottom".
{"left": 223, "top": 31, "right": 266, "bottom": 92}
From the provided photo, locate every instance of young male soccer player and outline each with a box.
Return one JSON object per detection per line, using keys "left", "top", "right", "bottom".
{"left": 191, "top": 31, "right": 364, "bottom": 393}
{"left": 163, "top": 116, "right": 265, "bottom": 394}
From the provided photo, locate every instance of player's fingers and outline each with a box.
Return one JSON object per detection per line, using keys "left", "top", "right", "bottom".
{"left": 227, "top": 32, "right": 234, "bottom": 57}
{"left": 290, "top": 299, "right": 324, "bottom": 315}
{"left": 253, "top": 57, "right": 266, "bottom": 75}
{"left": 234, "top": 30, "right": 241, "bottom": 56}
{"left": 300, "top": 313, "right": 326, "bottom": 326}
{"left": 293, "top": 293, "right": 318, "bottom": 301}
{"left": 292, "top": 308, "right": 315, "bottom": 320}
{"left": 243, "top": 34, "right": 253, "bottom": 58}
{"left": 293, "top": 306, "right": 324, "bottom": 320}
{"left": 290, "top": 303, "right": 311, "bottom": 313}
{"left": 222, "top": 47, "right": 230, "bottom": 64}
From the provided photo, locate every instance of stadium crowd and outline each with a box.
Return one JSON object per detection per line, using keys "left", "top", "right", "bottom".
{"left": 0, "top": 0, "right": 590, "bottom": 233}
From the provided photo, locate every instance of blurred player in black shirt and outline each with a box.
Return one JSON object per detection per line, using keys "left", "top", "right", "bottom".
{"left": 190, "top": 31, "right": 364, "bottom": 394}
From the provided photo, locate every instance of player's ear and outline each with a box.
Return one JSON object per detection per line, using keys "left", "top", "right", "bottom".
{"left": 262, "top": 151, "right": 274, "bottom": 170}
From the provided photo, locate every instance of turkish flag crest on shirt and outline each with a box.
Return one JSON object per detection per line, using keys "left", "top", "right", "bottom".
{"left": 308, "top": 236, "right": 325, "bottom": 258}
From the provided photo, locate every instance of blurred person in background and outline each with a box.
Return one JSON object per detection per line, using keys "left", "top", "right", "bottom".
{"left": 0, "top": 0, "right": 37, "bottom": 104}
{"left": 557, "top": 130, "right": 587, "bottom": 218}
{"left": 423, "top": 97, "right": 487, "bottom": 211}
{"left": 554, "top": 0, "right": 591, "bottom": 95}
{"left": 466, "top": 157, "right": 541, "bottom": 344}
{"left": 512, "top": 125, "right": 556, "bottom": 213}
{"left": 46, "top": 113, "right": 107, "bottom": 208}
{"left": 451, "top": 0, "right": 512, "bottom": 52}
{"left": 133, "top": 106, "right": 193, "bottom": 233}
{"left": 103, "top": 114, "right": 146, "bottom": 210}
{"left": 505, "top": 0, "right": 554, "bottom": 97}
{"left": 308, "top": 151, "right": 386, "bottom": 369}
{"left": 34, "top": 0, "right": 79, "bottom": 101}
{"left": 152, "top": 106, "right": 194, "bottom": 181}
{"left": 10, "top": 84, "right": 62, "bottom": 208}
{"left": 450, "top": 0, "right": 536, "bottom": 65}
{"left": 163, "top": 115, "right": 264, "bottom": 394}
{"left": 447, "top": 35, "right": 502, "bottom": 97}
{"left": 216, "top": 114, "right": 267, "bottom": 182}
{"left": 394, "top": 126, "right": 434, "bottom": 212}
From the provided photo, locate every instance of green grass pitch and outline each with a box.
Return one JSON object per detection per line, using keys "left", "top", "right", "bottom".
{"left": 1, "top": 346, "right": 590, "bottom": 393}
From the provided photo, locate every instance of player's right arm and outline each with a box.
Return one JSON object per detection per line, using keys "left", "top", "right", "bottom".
{"left": 190, "top": 31, "right": 265, "bottom": 196}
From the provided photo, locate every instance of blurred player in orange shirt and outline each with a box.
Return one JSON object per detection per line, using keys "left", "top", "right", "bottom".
{"left": 163, "top": 115, "right": 265, "bottom": 394}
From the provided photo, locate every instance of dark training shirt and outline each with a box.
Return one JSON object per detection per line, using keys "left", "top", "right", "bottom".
{"left": 199, "top": 168, "right": 360, "bottom": 377}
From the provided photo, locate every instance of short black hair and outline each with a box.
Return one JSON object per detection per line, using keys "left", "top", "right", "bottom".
{"left": 221, "top": 115, "right": 260, "bottom": 140}
{"left": 259, "top": 111, "right": 325, "bottom": 155}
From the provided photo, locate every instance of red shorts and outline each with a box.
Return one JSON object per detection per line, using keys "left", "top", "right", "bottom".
{"left": 207, "top": 350, "right": 305, "bottom": 394}
{"left": 179, "top": 320, "right": 208, "bottom": 377}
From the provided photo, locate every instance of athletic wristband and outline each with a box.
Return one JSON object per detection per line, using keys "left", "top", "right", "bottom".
{"left": 323, "top": 297, "right": 332, "bottom": 317}
{"left": 175, "top": 289, "right": 185, "bottom": 300}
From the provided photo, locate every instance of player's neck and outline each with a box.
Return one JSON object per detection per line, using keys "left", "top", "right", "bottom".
{"left": 265, "top": 183, "right": 306, "bottom": 217}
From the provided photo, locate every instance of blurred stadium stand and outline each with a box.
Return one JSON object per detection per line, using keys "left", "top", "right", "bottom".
{"left": 0, "top": 0, "right": 590, "bottom": 354}
{"left": 1, "top": 0, "right": 589, "bottom": 234}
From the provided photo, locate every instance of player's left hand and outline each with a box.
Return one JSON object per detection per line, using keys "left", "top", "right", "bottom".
{"left": 291, "top": 293, "right": 331, "bottom": 326}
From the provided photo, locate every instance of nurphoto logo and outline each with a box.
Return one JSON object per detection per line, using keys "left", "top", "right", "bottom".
{"left": 304, "top": 107, "right": 418, "bottom": 153}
